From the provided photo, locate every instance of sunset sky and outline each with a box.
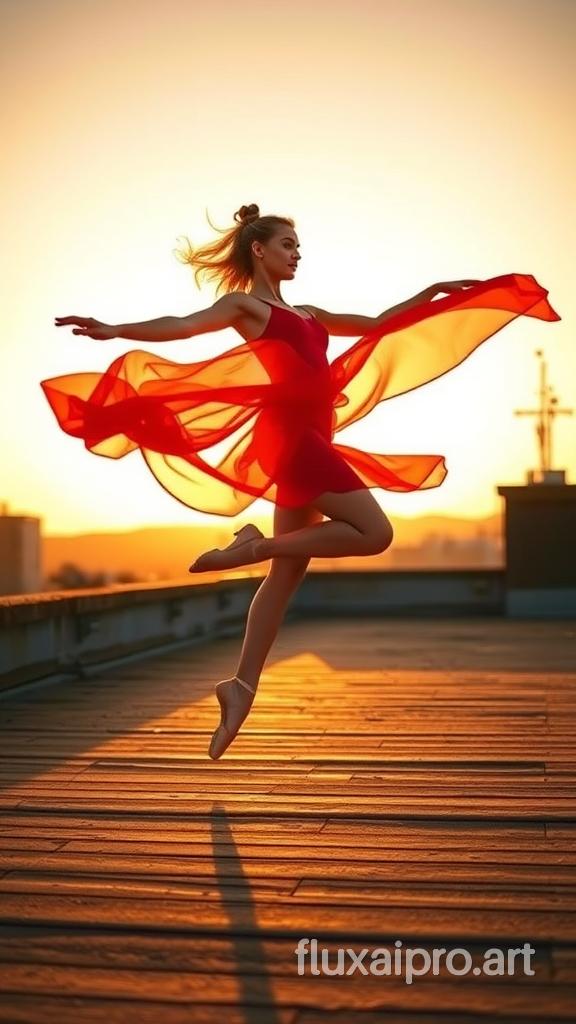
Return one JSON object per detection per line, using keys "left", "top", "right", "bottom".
{"left": 1, "top": 0, "right": 573, "bottom": 536}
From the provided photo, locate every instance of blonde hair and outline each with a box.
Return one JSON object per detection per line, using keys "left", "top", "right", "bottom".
{"left": 173, "top": 203, "right": 295, "bottom": 297}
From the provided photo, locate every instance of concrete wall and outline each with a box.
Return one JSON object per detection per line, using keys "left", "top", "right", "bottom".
{"left": 0, "top": 569, "right": 506, "bottom": 693}
{"left": 0, "top": 577, "right": 264, "bottom": 692}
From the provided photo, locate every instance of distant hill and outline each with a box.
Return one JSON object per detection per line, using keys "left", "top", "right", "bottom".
{"left": 42, "top": 512, "right": 503, "bottom": 581}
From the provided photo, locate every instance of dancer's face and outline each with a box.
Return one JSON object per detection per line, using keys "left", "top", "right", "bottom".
{"left": 255, "top": 228, "right": 301, "bottom": 280}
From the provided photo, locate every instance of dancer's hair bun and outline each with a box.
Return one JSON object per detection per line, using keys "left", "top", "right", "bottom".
{"left": 234, "top": 204, "right": 260, "bottom": 227}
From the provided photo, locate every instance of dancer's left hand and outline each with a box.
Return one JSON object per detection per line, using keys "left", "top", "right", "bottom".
{"left": 429, "top": 279, "right": 483, "bottom": 297}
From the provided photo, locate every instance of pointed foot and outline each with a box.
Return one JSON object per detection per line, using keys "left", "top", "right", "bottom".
{"left": 189, "top": 536, "right": 269, "bottom": 573}
{"left": 208, "top": 677, "right": 256, "bottom": 759}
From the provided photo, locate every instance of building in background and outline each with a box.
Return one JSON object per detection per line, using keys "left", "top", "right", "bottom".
{"left": 0, "top": 502, "right": 42, "bottom": 596}
{"left": 498, "top": 350, "right": 575, "bottom": 616}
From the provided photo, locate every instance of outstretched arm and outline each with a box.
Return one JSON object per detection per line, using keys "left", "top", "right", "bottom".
{"left": 54, "top": 293, "right": 243, "bottom": 342}
{"left": 372, "top": 279, "right": 483, "bottom": 329}
{"left": 115, "top": 316, "right": 188, "bottom": 341}
{"left": 54, "top": 314, "right": 188, "bottom": 342}
{"left": 371, "top": 284, "right": 436, "bottom": 330}
{"left": 304, "top": 279, "right": 482, "bottom": 336}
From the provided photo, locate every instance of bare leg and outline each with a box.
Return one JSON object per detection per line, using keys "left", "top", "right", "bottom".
{"left": 190, "top": 489, "right": 393, "bottom": 572}
{"left": 239, "top": 504, "right": 323, "bottom": 685}
{"left": 207, "top": 504, "right": 321, "bottom": 759}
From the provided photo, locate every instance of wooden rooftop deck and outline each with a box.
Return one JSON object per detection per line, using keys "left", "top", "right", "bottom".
{"left": 0, "top": 615, "right": 575, "bottom": 1022}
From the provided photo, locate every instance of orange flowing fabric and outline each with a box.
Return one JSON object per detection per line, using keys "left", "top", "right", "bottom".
{"left": 40, "top": 273, "right": 560, "bottom": 516}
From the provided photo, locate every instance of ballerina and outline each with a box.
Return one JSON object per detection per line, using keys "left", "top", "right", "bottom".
{"left": 45, "top": 203, "right": 561, "bottom": 758}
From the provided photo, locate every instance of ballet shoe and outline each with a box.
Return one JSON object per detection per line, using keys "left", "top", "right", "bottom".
{"left": 208, "top": 675, "right": 256, "bottom": 760}
{"left": 188, "top": 524, "right": 265, "bottom": 573}
{"left": 189, "top": 537, "right": 267, "bottom": 573}
{"left": 227, "top": 523, "right": 264, "bottom": 550}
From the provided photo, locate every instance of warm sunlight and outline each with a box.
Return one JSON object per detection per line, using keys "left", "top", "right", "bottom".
{"left": 2, "top": 0, "right": 573, "bottom": 538}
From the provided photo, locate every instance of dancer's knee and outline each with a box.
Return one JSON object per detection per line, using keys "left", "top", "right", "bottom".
{"left": 267, "top": 555, "right": 310, "bottom": 587}
{"left": 312, "top": 489, "right": 393, "bottom": 553}
{"left": 362, "top": 518, "right": 394, "bottom": 554}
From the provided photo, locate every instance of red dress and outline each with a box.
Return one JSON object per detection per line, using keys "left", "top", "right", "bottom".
{"left": 40, "top": 273, "right": 560, "bottom": 516}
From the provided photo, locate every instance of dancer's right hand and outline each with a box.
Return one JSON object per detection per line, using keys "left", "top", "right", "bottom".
{"left": 54, "top": 316, "right": 116, "bottom": 340}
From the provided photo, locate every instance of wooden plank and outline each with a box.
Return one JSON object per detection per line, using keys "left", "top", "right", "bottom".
{"left": 0, "top": 995, "right": 297, "bottom": 1023}
{"left": 295, "top": 1013, "right": 571, "bottom": 1024}
{"left": 11, "top": 796, "right": 576, "bottom": 818}
{"left": 4, "top": 782, "right": 576, "bottom": 799}
{"left": 0, "top": 962, "right": 575, "bottom": 1017}
{"left": 2, "top": 872, "right": 575, "bottom": 912}
{"left": 1, "top": 893, "right": 575, "bottom": 941}
{"left": 0, "top": 927, "right": 555, "bottom": 980}
{"left": 1, "top": 852, "right": 576, "bottom": 885}
{"left": 52, "top": 840, "right": 576, "bottom": 863}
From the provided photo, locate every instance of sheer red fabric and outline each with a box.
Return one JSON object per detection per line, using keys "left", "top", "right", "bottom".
{"left": 40, "top": 273, "right": 560, "bottom": 516}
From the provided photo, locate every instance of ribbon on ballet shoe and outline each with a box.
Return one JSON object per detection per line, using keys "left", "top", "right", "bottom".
{"left": 234, "top": 675, "right": 256, "bottom": 695}
{"left": 231, "top": 525, "right": 263, "bottom": 548}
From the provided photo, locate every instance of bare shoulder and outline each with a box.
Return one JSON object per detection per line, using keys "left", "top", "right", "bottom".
{"left": 215, "top": 292, "right": 245, "bottom": 314}
{"left": 204, "top": 292, "right": 250, "bottom": 317}
{"left": 227, "top": 291, "right": 271, "bottom": 342}
{"left": 231, "top": 291, "right": 266, "bottom": 315}
{"left": 180, "top": 292, "right": 247, "bottom": 338}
